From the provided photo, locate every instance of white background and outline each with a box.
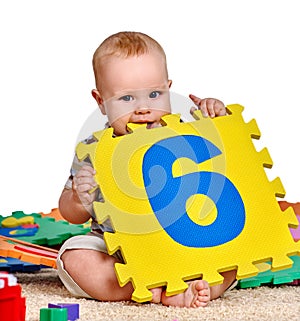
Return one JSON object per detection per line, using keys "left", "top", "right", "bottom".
{"left": 1, "top": 0, "right": 299, "bottom": 216}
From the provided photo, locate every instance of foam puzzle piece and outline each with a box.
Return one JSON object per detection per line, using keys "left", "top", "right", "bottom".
{"left": 39, "top": 208, "right": 65, "bottom": 221}
{"left": 279, "top": 201, "right": 300, "bottom": 214}
{"left": 38, "top": 208, "right": 91, "bottom": 230}
{"left": 290, "top": 279, "right": 300, "bottom": 285}
{"left": 0, "top": 256, "right": 47, "bottom": 272}
{"left": 0, "top": 224, "right": 39, "bottom": 237}
{"left": 279, "top": 201, "right": 300, "bottom": 241}
{"left": 76, "top": 105, "right": 300, "bottom": 303}
{"left": 290, "top": 215, "right": 300, "bottom": 241}
{"left": 14, "top": 244, "right": 57, "bottom": 259}
{"left": 1, "top": 216, "right": 34, "bottom": 228}
{"left": 0, "top": 211, "right": 90, "bottom": 246}
{"left": 0, "top": 236, "right": 58, "bottom": 268}
{"left": 238, "top": 255, "right": 300, "bottom": 288}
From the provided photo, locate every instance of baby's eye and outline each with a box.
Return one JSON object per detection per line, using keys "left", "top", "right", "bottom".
{"left": 120, "top": 95, "right": 134, "bottom": 102}
{"left": 149, "top": 91, "right": 161, "bottom": 99}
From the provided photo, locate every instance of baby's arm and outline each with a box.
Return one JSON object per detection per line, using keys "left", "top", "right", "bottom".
{"left": 59, "top": 165, "right": 97, "bottom": 224}
{"left": 189, "top": 94, "right": 226, "bottom": 118}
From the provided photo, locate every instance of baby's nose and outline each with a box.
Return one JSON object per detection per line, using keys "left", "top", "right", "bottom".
{"left": 135, "top": 106, "right": 151, "bottom": 114}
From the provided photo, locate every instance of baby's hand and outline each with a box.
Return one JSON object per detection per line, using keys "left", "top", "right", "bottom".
{"left": 189, "top": 94, "right": 226, "bottom": 118}
{"left": 72, "top": 165, "right": 97, "bottom": 208}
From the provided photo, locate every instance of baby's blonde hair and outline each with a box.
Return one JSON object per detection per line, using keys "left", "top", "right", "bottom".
{"left": 92, "top": 31, "right": 168, "bottom": 89}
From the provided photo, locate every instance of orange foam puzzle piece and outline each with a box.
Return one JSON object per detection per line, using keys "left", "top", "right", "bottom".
{"left": 0, "top": 236, "right": 57, "bottom": 268}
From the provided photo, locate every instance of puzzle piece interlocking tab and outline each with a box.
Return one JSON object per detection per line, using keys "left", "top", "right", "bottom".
{"left": 76, "top": 104, "right": 300, "bottom": 303}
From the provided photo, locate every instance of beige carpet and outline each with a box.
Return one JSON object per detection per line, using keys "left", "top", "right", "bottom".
{"left": 17, "top": 269, "right": 300, "bottom": 321}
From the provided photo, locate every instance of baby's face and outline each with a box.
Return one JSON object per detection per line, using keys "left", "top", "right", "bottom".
{"left": 97, "top": 52, "right": 172, "bottom": 136}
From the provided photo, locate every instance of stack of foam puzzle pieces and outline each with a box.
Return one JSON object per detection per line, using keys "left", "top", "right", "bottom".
{"left": 237, "top": 201, "right": 300, "bottom": 288}
{"left": 0, "top": 208, "right": 89, "bottom": 320}
{"left": 0, "top": 208, "right": 90, "bottom": 271}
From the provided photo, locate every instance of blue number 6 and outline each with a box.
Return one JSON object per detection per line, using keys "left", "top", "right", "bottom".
{"left": 142, "top": 135, "right": 245, "bottom": 248}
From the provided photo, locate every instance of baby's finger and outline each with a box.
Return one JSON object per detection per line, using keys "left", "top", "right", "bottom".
{"left": 77, "top": 166, "right": 96, "bottom": 177}
{"left": 76, "top": 183, "right": 95, "bottom": 193}
{"left": 214, "top": 101, "right": 227, "bottom": 116}
{"left": 73, "top": 175, "right": 97, "bottom": 193}
{"left": 189, "top": 94, "right": 202, "bottom": 106}
{"left": 198, "top": 100, "right": 209, "bottom": 117}
{"left": 77, "top": 192, "right": 95, "bottom": 207}
{"left": 205, "top": 100, "right": 216, "bottom": 118}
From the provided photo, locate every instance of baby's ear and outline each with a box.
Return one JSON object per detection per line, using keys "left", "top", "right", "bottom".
{"left": 91, "top": 89, "right": 106, "bottom": 115}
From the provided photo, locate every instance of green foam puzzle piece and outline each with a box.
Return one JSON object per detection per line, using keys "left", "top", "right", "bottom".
{"left": 238, "top": 256, "right": 300, "bottom": 288}
{"left": 0, "top": 211, "right": 90, "bottom": 246}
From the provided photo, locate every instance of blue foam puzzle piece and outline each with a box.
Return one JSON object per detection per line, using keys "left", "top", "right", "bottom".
{"left": 0, "top": 256, "right": 47, "bottom": 272}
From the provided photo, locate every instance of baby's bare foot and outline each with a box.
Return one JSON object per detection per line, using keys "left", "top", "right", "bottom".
{"left": 184, "top": 280, "right": 210, "bottom": 307}
{"left": 161, "top": 280, "right": 211, "bottom": 307}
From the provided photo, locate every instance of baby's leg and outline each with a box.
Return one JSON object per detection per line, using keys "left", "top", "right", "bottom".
{"left": 61, "top": 248, "right": 134, "bottom": 301}
{"left": 57, "top": 235, "right": 134, "bottom": 301}
{"left": 210, "top": 270, "right": 237, "bottom": 300}
{"left": 150, "top": 287, "right": 163, "bottom": 303}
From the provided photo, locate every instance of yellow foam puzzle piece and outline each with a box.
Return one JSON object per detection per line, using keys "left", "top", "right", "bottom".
{"left": 1, "top": 216, "right": 34, "bottom": 228}
{"left": 76, "top": 104, "right": 300, "bottom": 303}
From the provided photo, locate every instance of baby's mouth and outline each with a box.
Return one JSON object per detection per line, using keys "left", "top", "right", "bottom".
{"left": 146, "top": 121, "right": 163, "bottom": 129}
{"left": 146, "top": 122, "right": 155, "bottom": 129}
{"left": 127, "top": 121, "right": 161, "bottom": 130}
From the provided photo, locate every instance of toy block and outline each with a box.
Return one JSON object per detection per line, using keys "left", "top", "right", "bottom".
{"left": 0, "top": 272, "right": 26, "bottom": 321}
{"left": 0, "top": 211, "right": 90, "bottom": 246}
{"left": 0, "top": 236, "right": 58, "bottom": 268}
{"left": 238, "top": 255, "right": 300, "bottom": 288}
{"left": 40, "top": 308, "right": 67, "bottom": 321}
{"left": 48, "top": 303, "right": 79, "bottom": 321}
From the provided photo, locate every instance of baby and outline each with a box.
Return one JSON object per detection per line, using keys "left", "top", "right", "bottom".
{"left": 57, "top": 31, "right": 237, "bottom": 307}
